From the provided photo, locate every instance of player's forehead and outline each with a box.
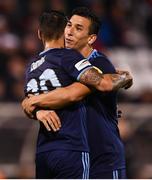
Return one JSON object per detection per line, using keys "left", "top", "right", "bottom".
{"left": 69, "top": 15, "right": 91, "bottom": 28}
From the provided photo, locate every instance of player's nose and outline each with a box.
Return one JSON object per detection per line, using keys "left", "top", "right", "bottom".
{"left": 67, "top": 27, "right": 74, "bottom": 36}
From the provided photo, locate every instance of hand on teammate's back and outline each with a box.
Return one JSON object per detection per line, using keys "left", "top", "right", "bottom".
{"left": 116, "top": 69, "right": 133, "bottom": 89}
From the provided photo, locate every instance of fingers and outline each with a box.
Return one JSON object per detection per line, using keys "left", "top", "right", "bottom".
{"left": 22, "top": 98, "right": 32, "bottom": 117}
{"left": 124, "top": 74, "right": 133, "bottom": 89}
{"left": 24, "top": 109, "right": 34, "bottom": 119}
{"left": 46, "top": 116, "right": 58, "bottom": 132}
{"left": 22, "top": 97, "right": 36, "bottom": 118}
{"left": 124, "top": 80, "right": 133, "bottom": 89}
{"left": 41, "top": 119, "right": 52, "bottom": 131}
{"left": 118, "top": 71, "right": 133, "bottom": 89}
{"left": 118, "top": 72, "right": 133, "bottom": 89}
{"left": 50, "top": 111, "right": 61, "bottom": 129}
{"left": 24, "top": 103, "right": 36, "bottom": 118}
{"left": 36, "top": 110, "right": 61, "bottom": 132}
{"left": 46, "top": 111, "right": 61, "bottom": 131}
{"left": 116, "top": 69, "right": 123, "bottom": 74}
{"left": 116, "top": 69, "right": 130, "bottom": 76}
{"left": 22, "top": 98, "right": 62, "bottom": 131}
{"left": 28, "top": 105, "right": 36, "bottom": 116}
{"left": 21, "top": 98, "right": 28, "bottom": 109}
{"left": 27, "top": 94, "right": 34, "bottom": 98}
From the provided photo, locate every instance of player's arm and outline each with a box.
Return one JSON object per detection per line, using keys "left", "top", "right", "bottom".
{"left": 22, "top": 68, "right": 132, "bottom": 117}
{"left": 35, "top": 82, "right": 90, "bottom": 108}
{"left": 62, "top": 51, "right": 132, "bottom": 92}
{"left": 22, "top": 83, "right": 91, "bottom": 132}
{"left": 22, "top": 82, "right": 91, "bottom": 113}
{"left": 22, "top": 95, "right": 61, "bottom": 132}
{"left": 78, "top": 68, "right": 132, "bottom": 92}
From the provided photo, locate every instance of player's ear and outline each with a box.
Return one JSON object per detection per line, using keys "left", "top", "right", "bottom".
{"left": 38, "top": 29, "right": 42, "bottom": 40}
{"left": 88, "top": 34, "right": 97, "bottom": 45}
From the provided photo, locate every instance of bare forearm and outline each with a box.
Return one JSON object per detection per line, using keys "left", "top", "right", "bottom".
{"left": 30, "top": 89, "right": 73, "bottom": 109}
{"left": 30, "top": 83, "right": 91, "bottom": 109}
{"left": 79, "top": 68, "right": 131, "bottom": 92}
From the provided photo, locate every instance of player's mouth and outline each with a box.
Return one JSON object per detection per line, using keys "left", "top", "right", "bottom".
{"left": 65, "top": 38, "right": 74, "bottom": 44}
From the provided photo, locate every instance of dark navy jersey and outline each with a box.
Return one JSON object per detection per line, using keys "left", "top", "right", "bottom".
{"left": 87, "top": 49, "right": 126, "bottom": 170}
{"left": 24, "top": 48, "right": 93, "bottom": 153}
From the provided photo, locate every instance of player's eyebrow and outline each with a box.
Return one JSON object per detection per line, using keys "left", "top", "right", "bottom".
{"left": 67, "top": 20, "right": 72, "bottom": 24}
{"left": 76, "top": 24, "right": 83, "bottom": 28}
{"left": 67, "top": 21, "right": 84, "bottom": 28}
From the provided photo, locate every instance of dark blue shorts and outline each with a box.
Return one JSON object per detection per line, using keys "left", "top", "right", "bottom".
{"left": 90, "top": 168, "right": 126, "bottom": 179}
{"left": 36, "top": 150, "right": 89, "bottom": 179}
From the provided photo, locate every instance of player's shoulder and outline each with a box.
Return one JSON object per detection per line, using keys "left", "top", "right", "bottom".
{"left": 61, "top": 48, "right": 83, "bottom": 57}
{"left": 59, "top": 48, "right": 85, "bottom": 65}
{"left": 91, "top": 50, "right": 113, "bottom": 64}
{"left": 94, "top": 50, "right": 110, "bottom": 61}
{"left": 44, "top": 48, "right": 83, "bottom": 60}
{"left": 90, "top": 50, "right": 116, "bottom": 73}
{"left": 38, "top": 48, "right": 64, "bottom": 65}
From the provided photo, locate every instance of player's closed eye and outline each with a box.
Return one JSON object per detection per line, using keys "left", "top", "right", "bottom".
{"left": 66, "top": 23, "right": 72, "bottom": 27}
{"left": 76, "top": 27, "right": 83, "bottom": 31}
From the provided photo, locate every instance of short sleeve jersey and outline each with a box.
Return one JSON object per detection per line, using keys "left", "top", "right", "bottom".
{"left": 24, "top": 48, "right": 93, "bottom": 153}
{"left": 87, "top": 50, "right": 126, "bottom": 170}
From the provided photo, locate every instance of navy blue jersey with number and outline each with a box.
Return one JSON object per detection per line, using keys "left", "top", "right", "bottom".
{"left": 87, "top": 50, "right": 126, "bottom": 171}
{"left": 24, "top": 48, "right": 93, "bottom": 154}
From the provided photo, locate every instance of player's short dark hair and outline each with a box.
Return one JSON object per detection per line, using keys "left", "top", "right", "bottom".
{"left": 71, "top": 7, "right": 101, "bottom": 35}
{"left": 39, "top": 10, "right": 68, "bottom": 40}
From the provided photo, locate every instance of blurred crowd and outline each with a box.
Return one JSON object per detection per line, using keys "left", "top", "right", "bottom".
{"left": 0, "top": 1, "right": 152, "bottom": 179}
{"left": 0, "top": 0, "right": 152, "bottom": 102}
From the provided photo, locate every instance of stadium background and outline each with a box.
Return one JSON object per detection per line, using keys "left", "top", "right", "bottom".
{"left": 0, "top": 0, "right": 152, "bottom": 178}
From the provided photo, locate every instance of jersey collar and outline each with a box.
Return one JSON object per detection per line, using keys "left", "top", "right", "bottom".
{"left": 87, "top": 49, "right": 97, "bottom": 59}
{"left": 39, "top": 48, "right": 53, "bottom": 56}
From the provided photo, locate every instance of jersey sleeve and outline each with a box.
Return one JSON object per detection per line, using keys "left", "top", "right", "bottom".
{"left": 90, "top": 56, "right": 116, "bottom": 74}
{"left": 61, "top": 49, "right": 93, "bottom": 80}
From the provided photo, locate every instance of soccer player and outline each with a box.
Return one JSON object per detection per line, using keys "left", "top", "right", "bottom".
{"left": 25, "top": 11, "right": 91, "bottom": 179}
{"left": 64, "top": 8, "right": 128, "bottom": 178}
{"left": 23, "top": 10, "right": 132, "bottom": 178}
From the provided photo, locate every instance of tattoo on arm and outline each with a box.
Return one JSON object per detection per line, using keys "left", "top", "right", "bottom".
{"left": 110, "top": 74, "right": 128, "bottom": 90}
{"left": 80, "top": 68, "right": 104, "bottom": 87}
{"left": 80, "top": 68, "right": 129, "bottom": 91}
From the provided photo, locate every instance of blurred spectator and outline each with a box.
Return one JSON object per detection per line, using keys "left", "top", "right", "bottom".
{"left": 0, "top": 0, "right": 18, "bottom": 16}
{"left": 145, "top": 12, "right": 152, "bottom": 47}
{"left": 0, "top": 0, "right": 151, "bottom": 102}
{"left": 0, "top": 52, "right": 8, "bottom": 77}
{"left": 124, "top": 118, "right": 152, "bottom": 178}
{"left": 28, "top": 0, "right": 45, "bottom": 17}
{"left": 48, "top": 0, "right": 67, "bottom": 12}
{"left": 5, "top": 54, "right": 26, "bottom": 101}
{"left": 21, "top": 33, "right": 40, "bottom": 58}
{"left": 0, "top": 15, "right": 20, "bottom": 54}
{"left": 98, "top": 0, "right": 126, "bottom": 47}
{"left": 6, "top": 54, "right": 26, "bottom": 82}
{"left": 0, "top": 1, "right": 151, "bottom": 179}
{"left": 0, "top": 170, "right": 7, "bottom": 179}
{"left": 138, "top": 89, "right": 152, "bottom": 103}
{"left": 0, "top": 79, "right": 6, "bottom": 101}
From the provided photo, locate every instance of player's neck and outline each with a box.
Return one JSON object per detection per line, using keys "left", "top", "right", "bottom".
{"left": 80, "top": 45, "right": 94, "bottom": 58}
{"left": 44, "top": 38, "right": 64, "bottom": 50}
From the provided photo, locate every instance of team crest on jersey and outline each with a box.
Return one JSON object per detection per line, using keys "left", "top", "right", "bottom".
{"left": 30, "top": 56, "right": 45, "bottom": 72}
{"left": 75, "top": 59, "right": 91, "bottom": 71}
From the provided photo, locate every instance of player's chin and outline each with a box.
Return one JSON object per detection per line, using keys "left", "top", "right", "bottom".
{"left": 65, "top": 42, "right": 74, "bottom": 49}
